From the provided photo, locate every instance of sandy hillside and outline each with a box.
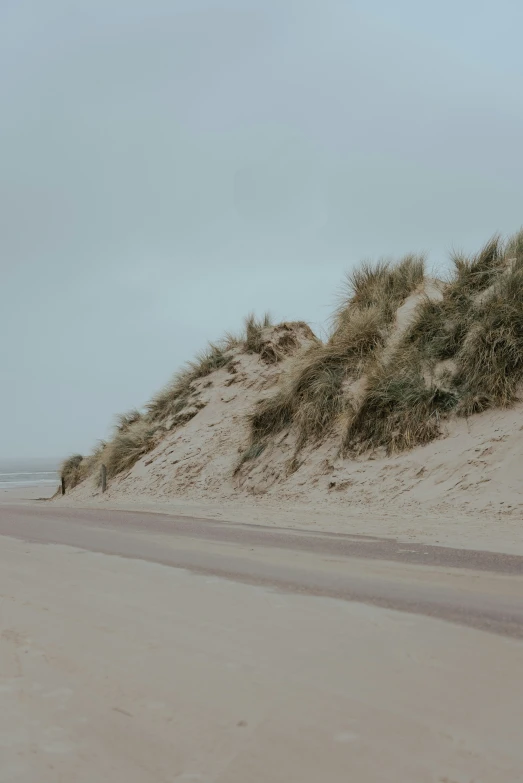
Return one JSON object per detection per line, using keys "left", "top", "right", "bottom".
{"left": 57, "top": 327, "right": 523, "bottom": 552}
{"left": 64, "top": 321, "right": 523, "bottom": 519}
{"left": 57, "top": 240, "right": 523, "bottom": 549}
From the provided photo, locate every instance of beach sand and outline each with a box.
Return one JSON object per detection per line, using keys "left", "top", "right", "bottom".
{"left": 1, "top": 528, "right": 522, "bottom": 782}
{"left": 0, "top": 484, "right": 58, "bottom": 503}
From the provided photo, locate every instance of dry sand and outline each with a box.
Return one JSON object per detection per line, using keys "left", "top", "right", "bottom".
{"left": 0, "top": 485, "right": 58, "bottom": 502}
{"left": 57, "top": 319, "right": 523, "bottom": 555}
{"left": 57, "top": 489, "right": 523, "bottom": 555}
{"left": 2, "top": 525, "right": 523, "bottom": 782}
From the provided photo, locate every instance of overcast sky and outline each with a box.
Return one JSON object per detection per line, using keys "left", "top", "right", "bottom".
{"left": 1, "top": 0, "right": 522, "bottom": 459}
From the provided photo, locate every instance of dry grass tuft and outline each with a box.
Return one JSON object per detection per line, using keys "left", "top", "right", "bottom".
{"left": 289, "top": 308, "right": 387, "bottom": 445}
{"left": 331, "top": 305, "right": 387, "bottom": 360}
{"left": 455, "top": 264, "right": 523, "bottom": 412}
{"left": 248, "top": 391, "right": 294, "bottom": 445}
{"left": 243, "top": 312, "right": 273, "bottom": 353}
{"left": 115, "top": 409, "right": 142, "bottom": 432}
{"left": 61, "top": 441, "right": 110, "bottom": 489}
{"left": 448, "top": 235, "right": 506, "bottom": 300}
{"left": 343, "top": 350, "right": 458, "bottom": 455}
{"left": 402, "top": 295, "right": 470, "bottom": 363}
{"left": 401, "top": 237, "right": 510, "bottom": 367}
{"left": 505, "top": 228, "right": 523, "bottom": 264}
{"left": 60, "top": 454, "right": 85, "bottom": 489}
{"left": 246, "top": 343, "right": 348, "bottom": 451}
{"left": 146, "top": 342, "right": 233, "bottom": 423}
{"left": 104, "top": 421, "right": 161, "bottom": 479}
{"left": 334, "top": 253, "right": 425, "bottom": 332}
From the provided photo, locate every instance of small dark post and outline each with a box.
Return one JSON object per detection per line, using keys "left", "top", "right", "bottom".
{"left": 101, "top": 464, "right": 107, "bottom": 493}
{"left": 61, "top": 477, "right": 65, "bottom": 496}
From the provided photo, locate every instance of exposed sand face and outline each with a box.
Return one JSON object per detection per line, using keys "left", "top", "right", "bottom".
{"left": 58, "top": 370, "right": 523, "bottom": 554}
{"left": 2, "top": 533, "right": 523, "bottom": 782}
{"left": 58, "top": 309, "right": 523, "bottom": 554}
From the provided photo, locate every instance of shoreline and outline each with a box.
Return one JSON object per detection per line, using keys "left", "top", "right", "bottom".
{"left": 4, "top": 481, "right": 520, "bottom": 557}
{"left": 0, "top": 484, "right": 59, "bottom": 502}
{"left": 53, "top": 491, "right": 522, "bottom": 556}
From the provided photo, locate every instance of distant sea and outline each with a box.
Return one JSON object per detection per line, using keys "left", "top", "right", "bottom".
{"left": 0, "top": 458, "right": 60, "bottom": 490}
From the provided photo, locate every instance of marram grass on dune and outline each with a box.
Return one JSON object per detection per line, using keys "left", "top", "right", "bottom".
{"left": 61, "top": 229, "right": 523, "bottom": 489}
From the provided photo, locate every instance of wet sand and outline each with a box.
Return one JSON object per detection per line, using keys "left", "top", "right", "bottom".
{"left": 2, "top": 502, "right": 523, "bottom": 637}
{"left": 1, "top": 502, "right": 523, "bottom": 781}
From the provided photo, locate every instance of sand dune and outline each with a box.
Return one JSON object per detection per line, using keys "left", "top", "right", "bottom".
{"left": 58, "top": 324, "right": 523, "bottom": 553}
{"left": 58, "top": 242, "right": 523, "bottom": 551}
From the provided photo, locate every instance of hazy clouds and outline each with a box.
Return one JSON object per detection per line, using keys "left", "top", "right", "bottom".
{"left": 2, "top": 0, "right": 522, "bottom": 458}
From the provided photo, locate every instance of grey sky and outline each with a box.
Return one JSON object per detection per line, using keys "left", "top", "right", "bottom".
{"left": 1, "top": 0, "right": 522, "bottom": 459}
